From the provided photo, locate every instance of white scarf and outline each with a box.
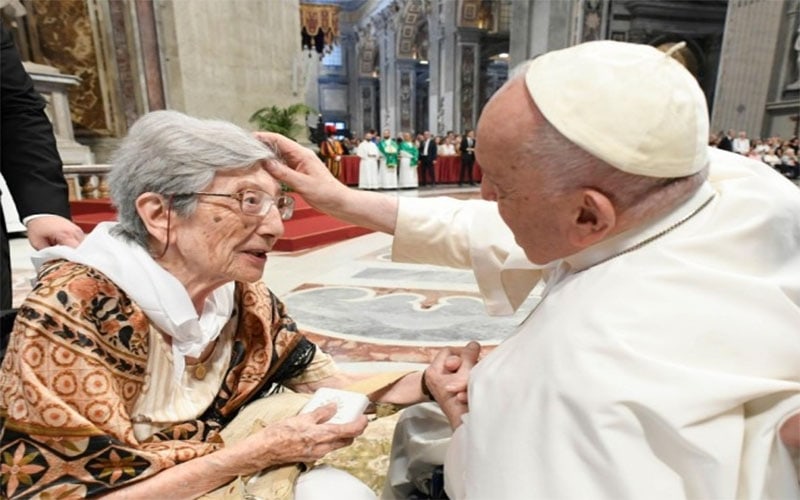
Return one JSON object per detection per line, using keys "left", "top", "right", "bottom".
{"left": 32, "top": 222, "right": 235, "bottom": 381}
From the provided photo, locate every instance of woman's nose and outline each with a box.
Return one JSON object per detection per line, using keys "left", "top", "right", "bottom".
{"left": 256, "top": 206, "right": 285, "bottom": 239}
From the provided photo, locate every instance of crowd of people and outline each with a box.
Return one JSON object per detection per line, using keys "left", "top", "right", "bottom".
{"left": 710, "top": 128, "right": 799, "bottom": 179}
{"left": 317, "top": 128, "right": 479, "bottom": 190}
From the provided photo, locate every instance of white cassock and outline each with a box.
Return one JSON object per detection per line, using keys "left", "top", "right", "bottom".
{"left": 398, "top": 149, "right": 419, "bottom": 189}
{"left": 380, "top": 158, "right": 398, "bottom": 190}
{"left": 392, "top": 148, "right": 800, "bottom": 499}
{"left": 356, "top": 141, "right": 380, "bottom": 190}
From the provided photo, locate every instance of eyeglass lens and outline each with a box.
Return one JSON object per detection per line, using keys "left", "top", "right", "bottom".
{"left": 239, "top": 190, "right": 294, "bottom": 220}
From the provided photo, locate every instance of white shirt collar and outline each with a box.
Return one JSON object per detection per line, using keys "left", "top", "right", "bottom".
{"left": 564, "top": 181, "right": 716, "bottom": 272}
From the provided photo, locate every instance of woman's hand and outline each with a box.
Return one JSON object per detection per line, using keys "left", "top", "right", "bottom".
{"left": 98, "top": 404, "right": 368, "bottom": 499}
{"left": 233, "top": 403, "right": 369, "bottom": 473}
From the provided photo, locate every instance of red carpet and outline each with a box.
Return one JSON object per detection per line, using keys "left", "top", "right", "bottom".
{"left": 69, "top": 194, "right": 372, "bottom": 251}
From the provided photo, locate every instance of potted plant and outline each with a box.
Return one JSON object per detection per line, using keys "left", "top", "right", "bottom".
{"left": 248, "top": 103, "right": 315, "bottom": 141}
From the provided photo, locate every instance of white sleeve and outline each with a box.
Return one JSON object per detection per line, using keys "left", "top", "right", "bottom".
{"left": 393, "top": 197, "right": 542, "bottom": 315}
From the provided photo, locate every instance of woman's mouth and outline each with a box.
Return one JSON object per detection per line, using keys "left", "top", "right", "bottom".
{"left": 243, "top": 250, "right": 268, "bottom": 263}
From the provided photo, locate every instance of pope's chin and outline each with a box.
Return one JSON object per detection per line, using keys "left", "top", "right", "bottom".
{"left": 518, "top": 240, "right": 560, "bottom": 267}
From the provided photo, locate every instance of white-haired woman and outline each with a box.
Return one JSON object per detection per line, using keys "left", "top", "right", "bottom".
{"left": 0, "top": 110, "right": 436, "bottom": 499}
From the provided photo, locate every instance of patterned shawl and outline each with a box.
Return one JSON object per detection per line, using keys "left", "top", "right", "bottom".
{"left": 0, "top": 260, "right": 318, "bottom": 499}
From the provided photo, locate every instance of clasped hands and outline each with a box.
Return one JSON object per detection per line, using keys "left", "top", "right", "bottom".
{"left": 423, "top": 341, "right": 481, "bottom": 430}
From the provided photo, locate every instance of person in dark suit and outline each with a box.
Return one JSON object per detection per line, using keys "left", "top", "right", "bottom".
{"left": 418, "top": 130, "right": 437, "bottom": 187}
{"left": 459, "top": 129, "right": 476, "bottom": 185}
{"left": 1, "top": 24, "right": 83, "bottom": 311}
{"left": 716, "top": 129, "right": 734, "bottom": 152}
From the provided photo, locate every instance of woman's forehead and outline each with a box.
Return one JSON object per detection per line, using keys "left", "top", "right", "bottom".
{"left": 211, "top": 163, "right": 280, "bottom": 191}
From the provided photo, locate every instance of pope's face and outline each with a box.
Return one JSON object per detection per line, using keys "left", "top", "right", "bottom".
{"left": 383, "top": 130, "right": 391, "bottom": 139}
{"left": 476, "top": 79, "right": 575, "bottom": 265}
{"left": 168, "top": 164, "right": 285, "bottom": 287}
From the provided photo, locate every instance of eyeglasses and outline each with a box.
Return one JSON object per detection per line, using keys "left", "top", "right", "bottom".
{"left": 173, "top": 189, "right": 295, "bottom": 220}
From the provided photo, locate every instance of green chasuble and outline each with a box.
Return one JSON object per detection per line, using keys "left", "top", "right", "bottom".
{"left": 378, "top": 139, "right": 399, "bottom": 168}
{"left": 400, "top": 141, "right": 419, "bottom": 167}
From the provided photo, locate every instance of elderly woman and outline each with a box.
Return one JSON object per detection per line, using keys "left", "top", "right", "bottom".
{"left": 0, "top": 111, "right": 436, "bottom": 499}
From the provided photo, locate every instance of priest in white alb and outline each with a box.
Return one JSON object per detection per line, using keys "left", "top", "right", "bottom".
{"left": 356, "top": 130, "right": 380, "bottom": 190}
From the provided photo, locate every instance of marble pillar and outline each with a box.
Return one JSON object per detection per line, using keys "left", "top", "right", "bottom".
{"left": 155, "top": 0, "right": 302, "bottom": 129}
{"left": 22, "top": 62, "right": 95, "bottom": 166}
{"left": 378, "top": 18, "right": 398, "bottom": 133}
{"left": 397, "top": 59, "right": 416, "bottom": 133}
{"left": 711, "top": 0, "right": 796, "bottom": 138}
{"left": 509, "top": 0, "right": 574, "bottom": 67}
{"left": 456, "top": 28, "right": 480, "bottom": 132}
{"left": 431, "top": 0, "right": 457, "bottom": 135}
{"left": 358, "top": 78, "right": 379, "bottom": 134}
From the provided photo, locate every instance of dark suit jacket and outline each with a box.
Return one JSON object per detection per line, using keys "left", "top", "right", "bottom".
{"left": 418, "top": 138, "right": 437, "bottom": 161}
{"left": 1, "top": 25, "right": 71, "bottom": 221}
{"left": 717, "top": 135, "right": 733, "bottom": 152}
{"left": 460, "top": 137, "right": 475, "bottom": 160}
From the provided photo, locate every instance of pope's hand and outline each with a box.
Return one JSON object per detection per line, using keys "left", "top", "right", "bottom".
{"left": 254, "top": 132, "right": 350, "bottom": 213}
{"left": 424, "top": 341, "right": 481, "bottom": 429}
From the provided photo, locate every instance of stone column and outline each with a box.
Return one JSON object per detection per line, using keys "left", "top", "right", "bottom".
{"left": 377, "top": 18, "right": 398, "bottom": 133}
{"left": 425, "top": 0, "right": 444, "bottom": 135}
{"left": 22, "top": 62, "right": 95, "bottom": 165}
{"left": 397, "top": 58, "right": 417, "bottom": 133}
{"left": 711, "top": 0, "right": 793, "bottom": 138}
{"left": 455, "top": 27, "right": 480, "bottom": 132}
{"left": 509, "top": 0, "right": 574, "bottom": 67}
{"left": 343, "top": 30, "right": 361, "bottom": 135}
{"left": 357, "top": 77, "right": 379, "bottom": 134}
{"left": 433, "top": 0, "right": 458, "bottom": 135}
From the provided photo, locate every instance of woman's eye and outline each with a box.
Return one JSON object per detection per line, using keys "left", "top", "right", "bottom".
{"left": 241, "top": 192, "right": 260, "bottom": 205}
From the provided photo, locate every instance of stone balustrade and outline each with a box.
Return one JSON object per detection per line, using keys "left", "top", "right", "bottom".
{"left": 63, "top": 164, "right": 111, "bottom": 201}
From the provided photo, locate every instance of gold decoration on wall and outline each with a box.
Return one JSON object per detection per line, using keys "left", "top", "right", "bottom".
{"left": 300, "top": 3, "right": 340, "bottom": 55}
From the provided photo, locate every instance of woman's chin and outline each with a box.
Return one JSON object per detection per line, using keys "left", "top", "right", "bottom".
{"left": 235, "top": 253, "right": 268, "bottom": 281}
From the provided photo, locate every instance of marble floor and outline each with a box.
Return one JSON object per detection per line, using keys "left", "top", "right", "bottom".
{"left": 8, "top": 185, "right": 540, "bottom": 374}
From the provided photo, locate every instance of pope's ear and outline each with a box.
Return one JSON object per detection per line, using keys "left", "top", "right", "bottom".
{"left": 566, "top": 189, "right": 616, "bottom": 250}
{"left": 135, "top": 193, "right": 170, "bottom": 245}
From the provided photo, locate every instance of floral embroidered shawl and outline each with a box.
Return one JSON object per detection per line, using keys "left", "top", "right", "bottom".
{"left": 0, "top": 260, "right": 319, "bottom": 499}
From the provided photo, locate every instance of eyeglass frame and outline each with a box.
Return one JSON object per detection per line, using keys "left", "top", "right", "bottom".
{"left": 171, "top": 189, "right": 295, "bottom": 221}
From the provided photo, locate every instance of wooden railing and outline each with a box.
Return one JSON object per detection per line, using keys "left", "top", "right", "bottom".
{"left": 63, "top": 164, "right": 111, "bottom": 200}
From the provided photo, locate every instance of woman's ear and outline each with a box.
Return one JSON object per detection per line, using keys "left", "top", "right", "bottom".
{"left": 566, "top": 189, "right": 617, "bottom": 250}
{"left": 135, "top": 193, "right": 170, "bottom": 251}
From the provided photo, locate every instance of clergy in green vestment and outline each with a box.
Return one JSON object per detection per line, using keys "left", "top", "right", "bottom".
{"left": 398, "top": 132, "right": 419, "bottom": 188}
{"left": 378, "top": 129, "right": 399, "bottom": 168}
{"left": 399, "top": 134, "right": 419, "bottom": 167}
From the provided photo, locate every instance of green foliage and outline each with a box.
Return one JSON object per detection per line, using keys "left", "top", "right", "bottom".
{"left": 248, "top": 103, "right": 316, "bottom": 140}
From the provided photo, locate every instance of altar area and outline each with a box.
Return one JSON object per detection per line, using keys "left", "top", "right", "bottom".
{"left": 338, "top": 155, "right": 482, "bottom": 186}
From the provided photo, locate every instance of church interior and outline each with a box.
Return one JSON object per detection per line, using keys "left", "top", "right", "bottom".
{"left": 2, "top": 0, "right": 800, "bottom": 497}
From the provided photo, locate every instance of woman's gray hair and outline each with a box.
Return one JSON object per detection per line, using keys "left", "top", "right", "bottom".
{"left": 108, "top": 110, "right": 276, "bottom": 248}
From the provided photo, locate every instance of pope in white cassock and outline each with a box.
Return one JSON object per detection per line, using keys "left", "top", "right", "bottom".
{"left": 259, "top": 40, "right": 800, "bottom": 500}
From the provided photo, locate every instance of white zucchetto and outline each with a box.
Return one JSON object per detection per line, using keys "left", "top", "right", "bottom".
{"left": 525, "top": 40, "right": 709, "bottom": 178}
